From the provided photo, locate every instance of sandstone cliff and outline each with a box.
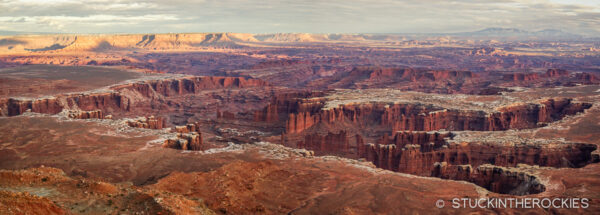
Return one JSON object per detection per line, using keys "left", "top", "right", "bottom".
{"left": 284, "top": 98, "right": 591, "bottom": 134}
{"left": 433, "top": 163, "right": 546, "bottom": 195}
{"left": 165, "top": 122, "right": 204, "bottom": 151}
{"left": 1, "top": 76, "right": 268, "bottom": 117}
{"left": 126, "top": 116, "right": 166, "bottom": 129}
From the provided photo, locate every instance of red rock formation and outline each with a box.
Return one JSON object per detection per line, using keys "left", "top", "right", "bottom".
{"left": 174, "top": 122, "right": 201, "bottom": 133}
{"left": 284, "top": 98, "right": 591, "bottom": 134}
{"left": 4, "top": 98, "right": 63, "bottom": 116}
{"left": 67, "top": 110, "right": 104, "bottom": 119}
{"left": 536, "top": 98, "right": 592, "bottom": 123}
{"left": 286, "top": 112, "right": 319, "bottom": 134}
{"left": 114, "top": 76, "right": 269, "bottom": 97}
{"left": 127, "top": 116, "right": 166, "bottom": 129}
{"left": 1, "top": 76, "right": 268, "bottom": 117}
{"left": 253, "top": 91, "right": 326, "bottom": 123}
{"left": 268, "top": 90, "right": 590, "bottom": 137}
{"left": 364, "top": 143, "right": 401, "bottom": 171}
{"left": 355, "top": 134, "right": 365, "bottom": 158}
{"left": 164, "top": 133, "right": 203, "bottom": 151}
{"left": 502, "top": 73, "right": 540, "bottom": 81}
{"left": 75, "top": 93, "right": 130, "bottom": 112}
{"left": 433, "top": 163, "right": 545, "bottom": 195}
{"left": 185, "top": 133, "right": 204, "bottom": 150}
{"left": 1, "top": 93, "right": 129, "bottom": 117}
{"left": 575, "top": 72, "right": 599, "bottom": 84}
{"left": 471, "top": 165, "right": 545, "bottom": 195}
{"left": 166, "top": 122, "right": 203, "bottom": 151}
{"left": 253, "top": 103, "right": 279, "bottom": 122}
{"left": 375, "top": 131, "right": 451, "bottom": 150}
{"left": 323, "top": 67, "right": 478, "bottom": 90}
{"left": 363, "top": 67, "right": 477, "bottom": 82}
{"left": 545, "top": 69, "right": 569, "bottom": 77}
{"left": 309, "top": 66, "right": 598, "bottom": 92}
{"left": 216, "top": 110, "right": 235, "bottom": 120}
{"left": 360, "top": 141, "right": 597, "bottom": 173}
{"left": 250, "top": 58, "right": 341, "bottom": 70}
{"left": 491, "top": 98, "right": 592, "bottom": 129}
{"left": 297, "top": 131, "right": 350, "bottom": 154}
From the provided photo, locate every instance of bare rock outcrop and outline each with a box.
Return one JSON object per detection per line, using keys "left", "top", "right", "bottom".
{"left": 164, "top": 132, "right": 203, "bottom": 151}
{"left": 165, "top": 122, "right": 203, "bottom": 151}
{"left": 67, "top": 110, "right": 104, "bottom": 119}
{"left": 126, "top": 116, "right": 166, "bottom": 129}
{"left": 174, "top": 122, "right": 201, "bottom": 133}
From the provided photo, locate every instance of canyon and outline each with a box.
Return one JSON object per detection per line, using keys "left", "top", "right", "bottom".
{"left": 0, "top": 33, "right": 599, "bottom": 214}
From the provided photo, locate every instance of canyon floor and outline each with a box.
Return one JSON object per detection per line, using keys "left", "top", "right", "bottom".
{"left": 0, "top": 33, "right": 599, "bottom": 214}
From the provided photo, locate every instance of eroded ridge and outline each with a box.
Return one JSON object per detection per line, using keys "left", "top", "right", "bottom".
{"left": 0, "top": 76, "right": 269, "bottom": 117}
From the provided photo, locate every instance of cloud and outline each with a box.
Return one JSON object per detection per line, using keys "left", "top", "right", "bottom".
{"left": 0, "top": 0, "right": 598, "bottom": 35}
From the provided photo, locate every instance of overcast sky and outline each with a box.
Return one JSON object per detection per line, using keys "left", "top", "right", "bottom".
{"left": 0, "top": 0, "right": 598, "bottom": 35}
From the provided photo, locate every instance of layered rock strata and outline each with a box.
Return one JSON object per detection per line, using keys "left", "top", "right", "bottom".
{"left": 66, "top": 110, "right": 104, "bottom": 119}
{"left": 358, "top": 135, "right": 597, "bottom": 173}
{"left": 126, "top": 116, "right": 166, "bottom": 129}
{"left": 1, "top": 76, "right": 268, "bottom": 117}
{"left": 164, "top": 132, "right": 203, "bottom": 151}
{"left": 433, "top": 163, "right": 546, "bottom": 195}
{"left": 164, "top": 122, "right": 203, "bottom": 151}
{"left": 283, "top": 98, "right": 591, "bottom": 134}
{"left": 296, "top": 131, "right": 350, "bottom": 154}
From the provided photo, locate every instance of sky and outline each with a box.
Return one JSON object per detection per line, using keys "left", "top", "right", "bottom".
{"left": 0, "top": 0, "right": 599, "bottom": 35}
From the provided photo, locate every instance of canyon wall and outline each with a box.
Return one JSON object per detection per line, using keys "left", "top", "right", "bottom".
{"left": 359, "top": 139, "right": 597, "bottom": 174}
{"left": 433, "top": 163, "right": 546, "bottom": 195}
{"left": 283, "top": 98, "right": 591, "bottom": 134}
{"left": 1, "top": 76, "right": 268, "bottom": 117}
{"left": 272, "top": 93, "right": 595, "bottom": 196}
{"left": 309, "top": 67, "right": 599, "bottom": 92}
{"left": 322, "top": 67, "right": 480, "bottom": 91}
{"left": 253, "top": 92, "right": 326, "bottom": 123}
{"left": 296, "top": 131, "right": 350, "bottom": 155}
{"left": 545, "top": 69, "right": 569, "bottom": 77}
{"left": 503, "top": 73, "right": 540, "bottom": 81}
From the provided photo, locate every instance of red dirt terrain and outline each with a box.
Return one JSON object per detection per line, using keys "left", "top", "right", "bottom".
{"left": 0, "top": 33, "right": 600, "bottom": 214}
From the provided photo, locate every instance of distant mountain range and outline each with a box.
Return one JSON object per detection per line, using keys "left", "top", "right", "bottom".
{"left": 450, "top": 28, "right": 585, "bottom": 40}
